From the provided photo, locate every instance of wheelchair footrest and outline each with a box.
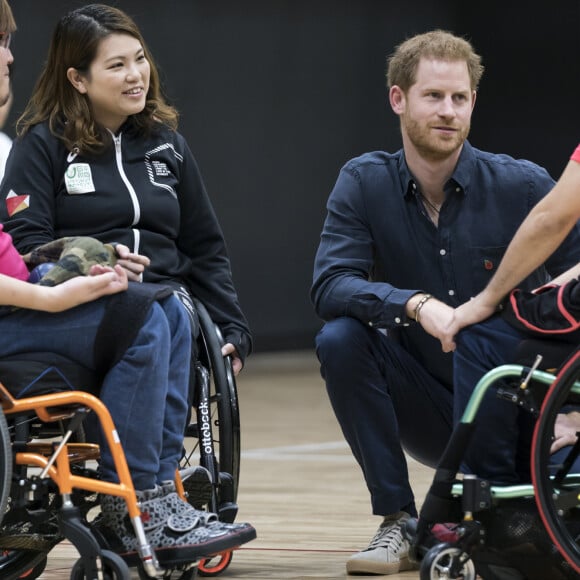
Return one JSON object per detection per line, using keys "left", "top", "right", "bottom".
{"left": 218, "top": 501, "right": 238, "bottom": 523}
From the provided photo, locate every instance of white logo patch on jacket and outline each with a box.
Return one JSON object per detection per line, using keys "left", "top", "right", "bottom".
{"left": 65, "top": 163, "right": 96, "bottom": 194}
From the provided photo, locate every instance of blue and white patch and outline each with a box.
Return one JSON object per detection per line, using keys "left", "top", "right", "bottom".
{"left": 65, "top": 163, "right": 95, "bottom": 194}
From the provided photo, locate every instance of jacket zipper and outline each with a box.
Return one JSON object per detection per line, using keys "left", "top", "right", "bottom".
{"left": 112, "top": 133, "right": 141, "bottom": 254}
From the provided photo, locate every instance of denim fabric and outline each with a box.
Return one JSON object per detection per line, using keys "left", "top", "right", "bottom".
{"left": 316, "top": 316, "right": 453, "bottom": 516}
{"left": 454, "top": 317, "right": 580, "bottom": 484}
{"left": 0, "top": 294, "right": 191, "bottom": 490}
{"left": 311, "top": 142, "right": 580, "bottom": 516}
{"left": 454, "top": 317, "right": 529, "bottom": 484}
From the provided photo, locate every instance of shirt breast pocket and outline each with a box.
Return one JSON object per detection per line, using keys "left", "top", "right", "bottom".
{"left": 469, "top": 245, "right": 507, "bottom": 295}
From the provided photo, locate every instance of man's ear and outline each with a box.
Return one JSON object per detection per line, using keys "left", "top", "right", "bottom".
{"left": 389, "top": 85, "right": 405, "bottom": 115}
{"left": 66, "top": 67, "right": 88, "bottom": 94}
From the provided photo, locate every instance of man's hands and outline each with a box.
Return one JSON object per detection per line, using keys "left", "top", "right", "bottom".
{"left": 409, "top": 291, "right": 499, "bottom": 353}
{"left": 408, "top": 294, "right": 456, "bottom": 345}
{"left": 113, "top": 244, "right": 150, "bottom": 282}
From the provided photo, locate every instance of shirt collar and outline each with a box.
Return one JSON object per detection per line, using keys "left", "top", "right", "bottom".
{"left": 400, "top": 140, "right": 476, "bottom": 198}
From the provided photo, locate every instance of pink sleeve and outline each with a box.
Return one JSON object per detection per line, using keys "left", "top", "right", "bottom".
{"left": 571, "top": 144, "right": 580, "bottom": 163}
{"left": 0, "top": 224, "right": 29, "bottom": 281}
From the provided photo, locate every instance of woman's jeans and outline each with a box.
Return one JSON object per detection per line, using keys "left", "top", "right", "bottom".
{"left": 0, "top": 294, "right": 191, "bottom": 490}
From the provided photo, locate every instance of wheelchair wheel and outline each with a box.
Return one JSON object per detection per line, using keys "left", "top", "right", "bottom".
{"left": 181, "top": 299, "right": 241, "bottom": 517}
{"left": 0, "top": 551, "right": 47, "bottom": 580}
{"left": 0, "top": 408, "right": 11, "bottom": 527}
{"left": 137, "top": 561, "right": 197, "bottom": 579}
{"left": 198, "top": 550, "right": 233, "bottom": 576}
{"left": 420, "top": 543, "right": 476, "bottom": 580}
{"left": 70, "top": 550, "right": 129, "bottom": 580}
{"left": 0, "top": 410, "right": 94, "bottom": 580}
{"left": 531, "top": 350, "right": 580, "bottom": 575}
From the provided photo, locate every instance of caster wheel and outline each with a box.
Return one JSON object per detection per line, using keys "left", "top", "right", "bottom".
{"left": 198, "top": 551, "right": 233, "bottom": 576}
{"left": 137, "top": 562, "right": 197, "bottom": 580}
{"left": 70, "top": 550, "right": 130, "bottom": 580}
{"left": 420, "top": 542, "right": 475, "bottom": 580}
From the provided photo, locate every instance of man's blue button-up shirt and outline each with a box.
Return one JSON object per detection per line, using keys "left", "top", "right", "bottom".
{"left": 311, "top": 141, "right": 580, "bottom": 386}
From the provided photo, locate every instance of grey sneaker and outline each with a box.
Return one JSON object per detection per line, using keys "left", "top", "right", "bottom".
{"left": 92, "top": 486, "right": 256, "bottom": 568}
{"left": 346, "top": 512, "right": 418, "bottom": 575}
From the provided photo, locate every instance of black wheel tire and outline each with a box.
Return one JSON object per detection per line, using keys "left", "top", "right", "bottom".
{"left": 0, "top": 551, "right": 48, "bottom": 580}
{"left": 181, "top": 298, "right": 241, "bottom": 519}
{"left": 531, "top": 351, "right": 580, "bottom": 575}
{"left": 0, "top": 409, "right": 11, "bottom": 526}
{"left": 70, "top": 550, "right": 130, "bottom": 580}
{"left": 420, "top": 542, "right": 476, "bottom": 580}
{"left": 137, "top": 561, "right": 197, "bottom": 580}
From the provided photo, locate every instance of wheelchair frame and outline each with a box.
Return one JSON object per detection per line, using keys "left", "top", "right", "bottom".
{"left": 411, "top": 349, "right": 580, "bottom": 580}
{"left": 0, "top": 298, "right": 242, "bottom": 580}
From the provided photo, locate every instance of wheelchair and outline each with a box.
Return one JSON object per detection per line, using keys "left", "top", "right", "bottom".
{"left": 0, "top": 298, "right": 242, "bottom": 580}
{"left": 409, "top": 340, "right": 580, "bottom": 580}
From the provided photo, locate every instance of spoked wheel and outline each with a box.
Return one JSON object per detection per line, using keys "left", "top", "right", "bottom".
{"left": 420, "top": 543, "right": 476, "bottom": 580}
{"left": 531, "top": 350, "right": 580, "bottom": 575}
{"left": 70, "top": 550, "right": 130, "bottom": 580}
{"left": 0, "top": 412, "right": 93, "bottom": 580}
{"left": 198, "top": 550, "right": 233, "bottom": 576}
{"left": 181, "top": 298, "right": 241, "bottom": 520}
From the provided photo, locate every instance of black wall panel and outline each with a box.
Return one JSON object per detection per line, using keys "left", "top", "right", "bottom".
{"left": 6, "top": 1, "right": 579, "bottom": 352}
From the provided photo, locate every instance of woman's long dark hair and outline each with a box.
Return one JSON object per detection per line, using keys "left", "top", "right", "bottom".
{"left": 17, "top": 3, "right": 178, "bottom": 154}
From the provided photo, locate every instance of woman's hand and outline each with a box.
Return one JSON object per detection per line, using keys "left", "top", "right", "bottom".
{"left": 222, "top": 342, "right": 243, "bottom": 376}
{"left": 440, "top": 294, "right": 499, "bottom": 353}
{"left": 113, "top": 244, "right": 151, "bottom": 282}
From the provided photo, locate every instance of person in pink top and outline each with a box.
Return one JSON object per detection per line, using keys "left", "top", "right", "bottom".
{"left": 0, "top": 223, "right": 28, "bottom": 280}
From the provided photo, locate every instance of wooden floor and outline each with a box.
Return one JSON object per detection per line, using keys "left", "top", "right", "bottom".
{"left": 38, "top": 350, "right": 434, "bottom": 579}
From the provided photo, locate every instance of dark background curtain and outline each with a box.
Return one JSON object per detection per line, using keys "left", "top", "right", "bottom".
{"left": 7, "top": 0, "right": 579, "bottom": 351}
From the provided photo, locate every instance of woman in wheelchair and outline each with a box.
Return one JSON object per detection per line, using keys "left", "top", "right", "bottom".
{"left": 0, "top": 3, "right": 252, "bottom": 379}
{"left": 0, "top": 223, "right": 255, "bottom": 565}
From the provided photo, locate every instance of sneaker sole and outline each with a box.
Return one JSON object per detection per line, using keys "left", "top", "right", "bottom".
{"left": 346, "top": 555, "right": 417, "bottom": 576}
{"left": 113, "top": 526, "right": 256, "bottom": 568}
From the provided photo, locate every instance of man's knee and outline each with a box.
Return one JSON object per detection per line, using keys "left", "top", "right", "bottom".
{"left": 316, "top": 317, "right": 370, "bottom": 358}
{"left": 315, "top": 316, "right": 385, "bottom": 381}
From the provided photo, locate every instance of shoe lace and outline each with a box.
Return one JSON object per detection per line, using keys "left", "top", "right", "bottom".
{"left": 366, "top": 521, "right": 404, "bottom": 552}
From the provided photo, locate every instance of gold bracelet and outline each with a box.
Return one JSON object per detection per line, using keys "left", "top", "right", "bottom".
{"left": 413, "top": 293, "right": 433, "bottom": 324}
